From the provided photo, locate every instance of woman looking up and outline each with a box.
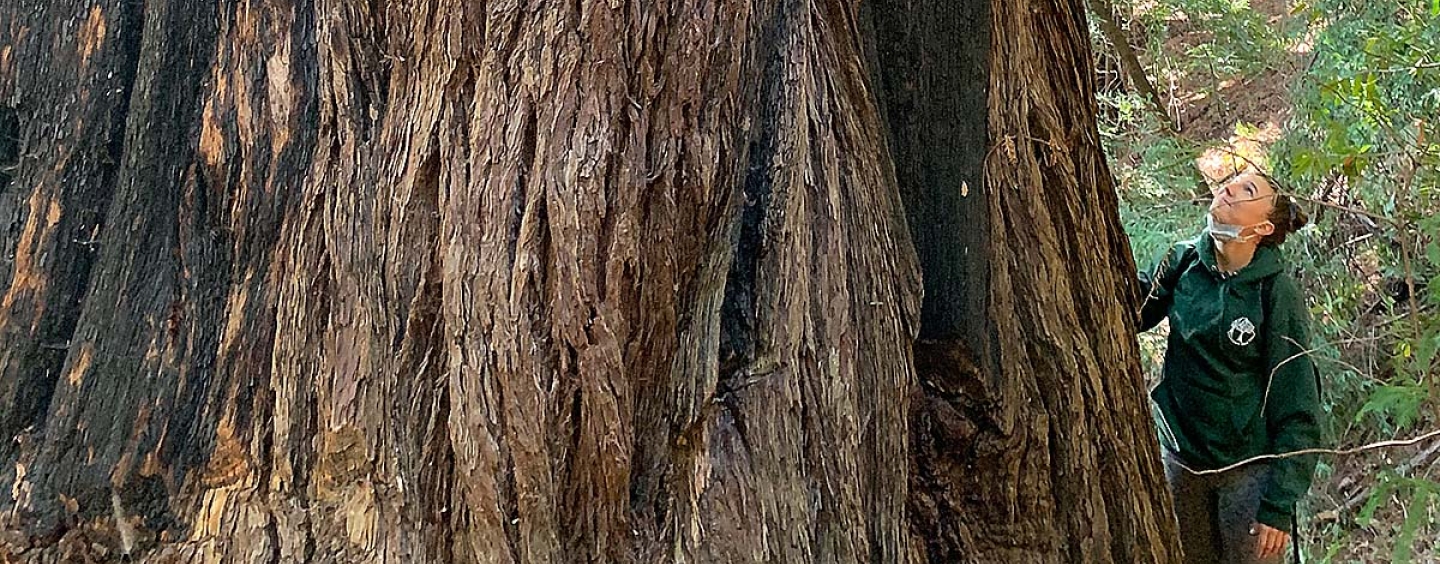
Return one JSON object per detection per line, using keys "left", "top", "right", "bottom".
{"left": 1138, "top": 171, "right": 1323, "bottom": 563}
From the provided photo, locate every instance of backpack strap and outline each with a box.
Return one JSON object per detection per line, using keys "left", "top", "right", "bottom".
{"left": 1169, "top": 243, "right": 1201, "bottom": 288}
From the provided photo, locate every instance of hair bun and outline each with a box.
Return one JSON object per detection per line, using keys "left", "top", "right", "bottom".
{"left": 1291, "top": 203, "right": 1310, "bottom": 230}
{"left": 1262, "top": 193, "right": 1307, "bottom": 247}
{"left": 1281, "top": 194, "right": 1309, "bottom": 230}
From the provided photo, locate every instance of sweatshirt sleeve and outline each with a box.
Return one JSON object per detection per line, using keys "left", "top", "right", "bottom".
{"left": 1137, "top": 243, "right": 1190, "bottom": 332}
{"left": 1256, "top": 275, "right": 1324, "bottom": 529}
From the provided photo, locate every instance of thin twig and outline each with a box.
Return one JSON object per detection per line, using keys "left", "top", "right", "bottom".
{"left": 1340, "top": 439, "right": 1440, "bottom": 514}
{"left": 1210, "top": 146, "right": 1268, "bottom": 180}
{"left": 1156, "top": 196, "right": 1208, "bottom": 209}
{"left": 1371, "top": 62, "right": 1440, "bottom": 73}
{"left": 1259, "top": 335, "right": 1400, "bottom": 418}
{"left": 1319, "top": 354, "right": 1388, "bottom": 386}
{"left": 1178, "top": 428, "right": 1440, "bottom": 476}
{"left": 1261, "top": 336, "right": 1335, "bottom": 419}
{"left": 1292, "top": 195, "right": 1396, "bottom": 227}
{"left": 1135, "top": 251, "right": 1174, "bottom": 329}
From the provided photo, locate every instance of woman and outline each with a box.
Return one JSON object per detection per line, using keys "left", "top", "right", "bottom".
{"left": 1138, "top": 171, "right": 1323, "bottom": 563}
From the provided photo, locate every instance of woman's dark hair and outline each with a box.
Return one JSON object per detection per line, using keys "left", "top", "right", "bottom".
{"left": 1254, "top": 171, "right": 1309, "bottom": 247}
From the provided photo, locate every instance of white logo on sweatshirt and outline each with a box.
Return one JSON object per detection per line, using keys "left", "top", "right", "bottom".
{"left": 1228, "top": 317, "right": 1257, "bottom": 346}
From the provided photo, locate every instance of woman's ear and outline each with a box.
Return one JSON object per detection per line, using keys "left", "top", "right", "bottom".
{"left": 1254, "top": 221, "right": 1276, "bottom": 236}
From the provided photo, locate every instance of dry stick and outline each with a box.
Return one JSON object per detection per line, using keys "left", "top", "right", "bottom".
{"left": 1085, "top": 0, "right": 1175, "bottom": 131}
{"left": 1260, "top": 336, "right": 1391, "bottom": 421}
{"left": 1340, "top": 439, "right": 1440, "bottom": 515}
{"left": 1176, "top": 428, "right": 1440, "bottom": 477}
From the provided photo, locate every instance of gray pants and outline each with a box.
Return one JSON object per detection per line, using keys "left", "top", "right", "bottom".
{"left": 1163, "top": 451, "right": 1286, "bottom": 564}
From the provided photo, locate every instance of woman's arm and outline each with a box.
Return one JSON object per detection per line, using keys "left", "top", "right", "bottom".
{"left": 1137, "top": 243, "right": 1191, "bottom": 332}
{"left": 1256, "top": 275, "right": 1324, "bottom": 530}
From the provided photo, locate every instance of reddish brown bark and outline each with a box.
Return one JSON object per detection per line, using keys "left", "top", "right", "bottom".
{"left": 0, "top": 0, "right": 1179, "bottom": 562}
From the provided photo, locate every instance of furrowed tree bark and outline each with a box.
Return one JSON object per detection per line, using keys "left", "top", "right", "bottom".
{"left": 0, "top": 0, "right": 142, "bottom": 475}
{"left": 1, "top": 0, "right": 1181, "bottom": 563}
{"left": 866, "top": 0, "right": 1181, "bottom": 562}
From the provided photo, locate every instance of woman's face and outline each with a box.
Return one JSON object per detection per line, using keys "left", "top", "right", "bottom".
{"left": 1210, "top": 173, "right": 1277, "bottom": 232}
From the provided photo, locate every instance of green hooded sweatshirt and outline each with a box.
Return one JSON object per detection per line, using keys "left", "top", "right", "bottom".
{"left": 1139, "top": 234, "right": 1323, "bottom": 529}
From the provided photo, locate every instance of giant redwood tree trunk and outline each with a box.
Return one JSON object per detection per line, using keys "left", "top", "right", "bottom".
{"left": 0, "top": 0, "right": 1181, "bottom": 562}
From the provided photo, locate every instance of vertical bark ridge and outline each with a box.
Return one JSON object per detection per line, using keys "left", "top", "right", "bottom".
{"left": 16, "top": 0, "right": 223, "bottom": 539}
{"left": 0, "top": 0, "right": 144, "bottom": 472}
{"left": 863, "top": 0, "right": 1183, "bottom": 562}
{"left": 980, "top": 0, "right": 1182, "bottom": 562}
{"left": 0, "top": 1, "right": 1178, "bottom": 562}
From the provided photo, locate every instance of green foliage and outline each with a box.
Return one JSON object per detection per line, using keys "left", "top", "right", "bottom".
{"left": 1355, "top": 472, "right": 1440, "bottom": 564}
{"left": 1136, "top": 0, "right": 1290, "bottom": 80}
{"left": 1355, "top": 384, "right": 1428, "bottom": 431}
{"left": 1096, "top": 0, "right": 1440, "bottom": 560}
{"left": 1273, "top": 0, "right": 1440, "bottom": 443}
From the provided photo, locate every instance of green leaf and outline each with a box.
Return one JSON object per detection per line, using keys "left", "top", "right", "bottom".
{"left": 1293, "top": 150, "right": 1315, "bottom": 175}
{"left": 1357, "top": 478, "right": 1393, "bottom": 525}
{"left": 1417, "top": 333, "right": 1440, "bottom": 375}
{"left": 1354, "top": 384, "right": 1427, "bottom": 429}
{"left": 1391, "top": 487, "right": 1432, "bottom": 564}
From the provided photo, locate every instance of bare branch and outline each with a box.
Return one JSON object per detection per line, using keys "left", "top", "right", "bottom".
{"left": 1176, "top": 428, "right": 1440, "bottom": 476}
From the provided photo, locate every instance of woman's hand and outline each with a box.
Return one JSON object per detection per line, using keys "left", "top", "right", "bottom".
{"left": 1251, "top": 523, "right": 1290, "bottom": 560}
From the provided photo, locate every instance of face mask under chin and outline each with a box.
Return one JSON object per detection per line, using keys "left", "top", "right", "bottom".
{"left": 1206, "top": 213, "right": 1269, "bottom": 243}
